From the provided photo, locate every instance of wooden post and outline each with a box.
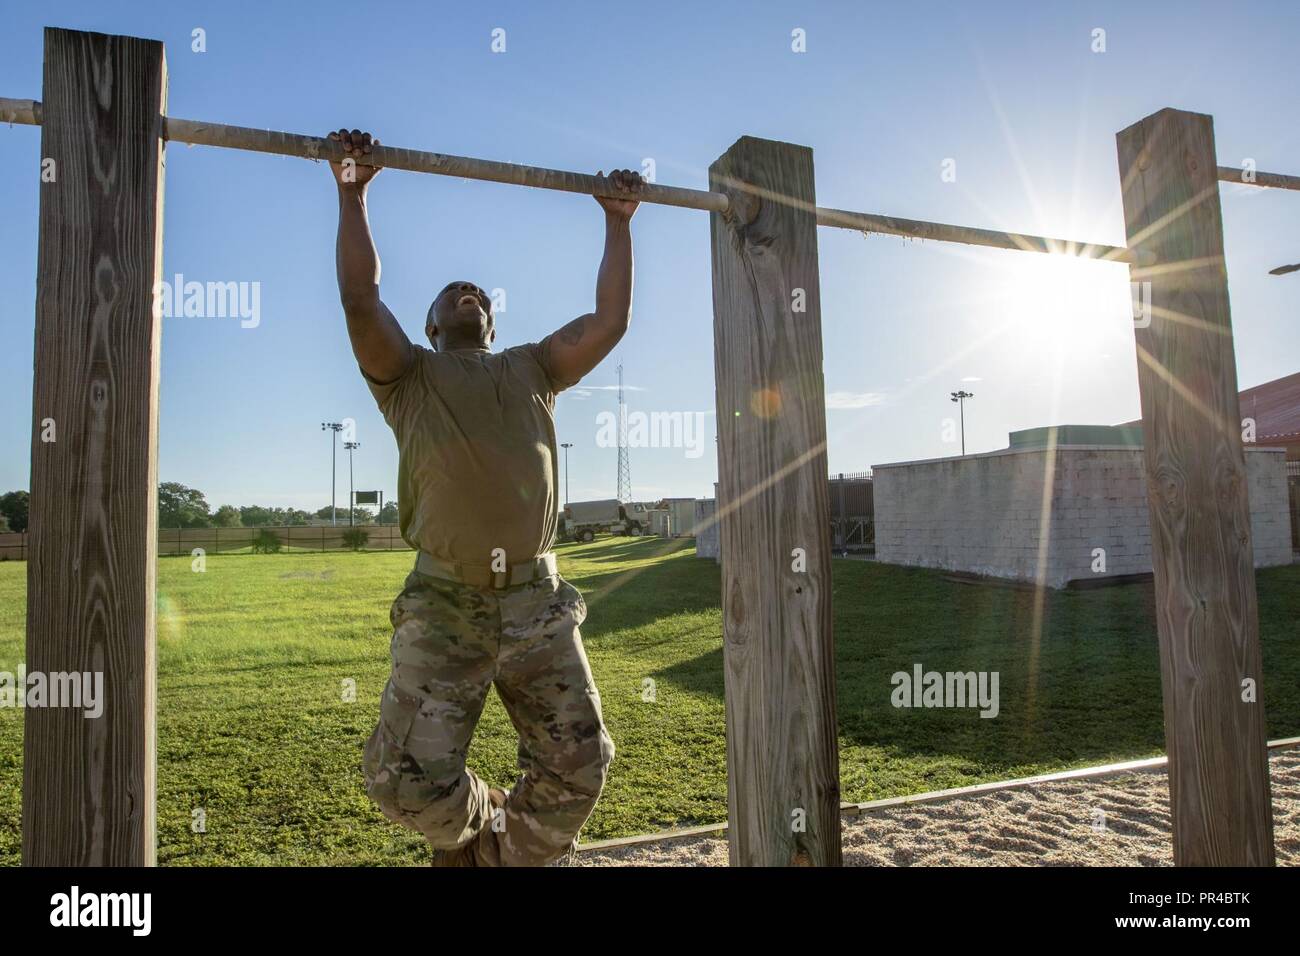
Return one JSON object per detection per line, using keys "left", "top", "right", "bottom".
{"left": 709, "top": 137, "right": 840, "bottom": 866}
{"left": 24, "top": 28, "right": 166, "bottom": 866}
{"left": 1116, "top": 108, "right": 1275, "bottom": 865}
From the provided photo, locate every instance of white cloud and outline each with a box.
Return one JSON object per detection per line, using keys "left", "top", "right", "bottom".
{"left": 826, "top": 391, "right": 886, "bottom": 409}
{"left": 961, "top": 376, "right": 983, "bottom": 383}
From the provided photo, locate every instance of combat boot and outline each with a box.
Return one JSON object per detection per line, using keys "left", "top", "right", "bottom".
{"left": 429, "top": 788, "right": 507, "bottom": 867}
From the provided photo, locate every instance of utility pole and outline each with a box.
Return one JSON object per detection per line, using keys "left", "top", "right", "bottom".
{"left": 617, "top": 362, "right": 631, "bottom": 501}
{"left": 321, "top": 422, "right": 343, "bottom": 525}
{"left": 344, "top": 441, "right": 360, "bottom": 526}
{"left": 560, "top": 442, "right": 573, "bottom": 505}
{"left": 950, "top": 390, "right": 974, "bottom": 456}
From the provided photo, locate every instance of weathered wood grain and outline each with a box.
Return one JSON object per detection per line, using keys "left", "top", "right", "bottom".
{"left": 709, "top": 137, "right": 840, "bottom": 866}
{"left": 1116, "top": 108, "right": 1274, "bottom": 866}
{"left": 23, "top": 28, "right": 166, "bottom": 866}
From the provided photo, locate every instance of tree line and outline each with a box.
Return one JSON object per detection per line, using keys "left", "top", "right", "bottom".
{"left": 0, "top": 484, "right": 397, "bottom": 533}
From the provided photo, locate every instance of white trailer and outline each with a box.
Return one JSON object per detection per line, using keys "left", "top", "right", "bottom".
{"left": 661, "top": 497, "right": 698, "bottom": 536}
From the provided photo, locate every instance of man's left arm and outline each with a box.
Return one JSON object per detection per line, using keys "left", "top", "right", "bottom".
{"left": 543, "top": 169, "right": 644, "bottom": 386}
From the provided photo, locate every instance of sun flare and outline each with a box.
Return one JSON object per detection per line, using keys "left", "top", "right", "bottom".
{"left": 992, "top": 251, "right": 1132, "bottom": 360}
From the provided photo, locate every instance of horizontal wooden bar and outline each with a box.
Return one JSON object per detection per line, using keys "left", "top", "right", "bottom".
{"left": 816, "top": 204, "right": 1149, "bottom": 264}
{"left": 0, "top": 94, "right": 1205, "bottom": 264}
{"left": 0, "top": 96, "right": 40, "bottom": 125}
{"left": 0, "top": 97, "right": 727, "bottom": 212}
{"left": 165, "top": 115, "right": 732, "bottom": 213}
{"left": 1217, "top": 165, "right": 1300, "bottom": 191}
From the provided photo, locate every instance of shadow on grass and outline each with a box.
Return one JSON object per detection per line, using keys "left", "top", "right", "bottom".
{"left": 627, "top": 557, "right": 1300, "bottom": 775}
{"left": 562, "top": 537, "right": 692, "bottom": 565}
{"left": 567, "top": 543, "right": 713, "bottom": 616}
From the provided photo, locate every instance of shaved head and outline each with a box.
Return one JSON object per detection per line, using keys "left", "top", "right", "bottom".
{"left": 426, "top": 280, "right": 495, "bottom": 351}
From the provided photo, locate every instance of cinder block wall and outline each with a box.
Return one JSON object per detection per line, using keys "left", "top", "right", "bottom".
{"left": 1246, "top": 449, "right": 1294, "bottom": 564}
{"left": 695, "top": 498, "right": 719, "bottom": 559}
{"left": 873, "top": 451, "right": 1048, "bottom": 582}
{"left": 1048, "top": 449, "right": 1154, "bottom": 583}
{"left": 873, "top": 446, "right": 1291, "bottom": 587}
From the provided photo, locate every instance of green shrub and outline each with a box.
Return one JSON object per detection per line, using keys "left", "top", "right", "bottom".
{"left": 342, "top": 528, "right": 369, "bottom": 551}
{"left": 251, "top": 529, "right": 282, "bottom": 554}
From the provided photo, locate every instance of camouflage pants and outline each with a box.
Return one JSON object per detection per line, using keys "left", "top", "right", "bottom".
{"left": 362, "top": 566, "right": 614, "bottom": 866}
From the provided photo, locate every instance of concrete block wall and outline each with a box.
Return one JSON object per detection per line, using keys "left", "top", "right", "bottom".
{"left": 873, "top": 445, "right": 1292, "bottom": 588}
{"left": 1247, "top": 449, "right": 1294, "bottom": 564}
{"left": 873, "top": 449, "right": 1051, "bottom": 583}
{"left": 1048, "top": 449, "right": 1154, "bottom": 583}
{"left": 695, "top": 498, "right": 719, "bottom": 560}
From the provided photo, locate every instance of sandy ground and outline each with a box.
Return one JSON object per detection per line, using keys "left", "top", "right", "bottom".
{"left": 573, "top": 748, "right": 1300, "bottom": 866}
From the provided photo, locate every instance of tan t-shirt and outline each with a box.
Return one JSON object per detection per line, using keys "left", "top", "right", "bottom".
{"left": 364, "top": 338, "right": 571, "bottom": 566}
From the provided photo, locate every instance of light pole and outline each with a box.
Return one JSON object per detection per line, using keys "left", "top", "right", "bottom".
{"left": 321, "top": 422, "right": 343, "bottom": 525}
{"left": 560, "top": 442, "right": 573, "bottom": 505}
{"left": 344, "top": 441, "right": 360, "bottom": 526}
{"left": 950, "top": 390, "right": 974, "bottom": 456}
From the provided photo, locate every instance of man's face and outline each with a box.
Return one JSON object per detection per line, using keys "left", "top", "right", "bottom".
{"left": 427, "top": 281, "right": 494, "bottom": 348}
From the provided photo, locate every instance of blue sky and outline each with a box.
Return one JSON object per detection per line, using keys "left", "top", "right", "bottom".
{"left": 2, "top": 0, "right": 1297, "bottom": 510}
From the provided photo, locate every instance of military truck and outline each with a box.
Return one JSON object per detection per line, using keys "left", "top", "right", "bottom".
{"left": 559, "top": 499, "right": 655, "bottom": 542}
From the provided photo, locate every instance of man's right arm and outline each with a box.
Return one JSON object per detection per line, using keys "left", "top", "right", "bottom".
{"left": 331, "top": 128, "right": 412, "bottom": 384}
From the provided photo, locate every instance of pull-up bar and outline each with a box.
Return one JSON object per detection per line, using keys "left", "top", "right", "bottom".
{"left": 2, "top": 94, "right": 1222, "bottom": 266}
{"left": 1216, "top": 165, "right": 1300, "bottom": 191}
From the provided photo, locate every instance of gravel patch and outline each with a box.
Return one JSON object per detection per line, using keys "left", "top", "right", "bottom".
{"left": 574, "top": 748, "right": 1300, "bottom": 866}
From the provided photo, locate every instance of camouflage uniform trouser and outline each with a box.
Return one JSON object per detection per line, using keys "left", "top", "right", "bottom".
{"left": 362, "top": 566, "right": 614, "bottom": 866}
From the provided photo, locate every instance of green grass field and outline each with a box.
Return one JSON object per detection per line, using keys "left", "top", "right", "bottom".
{"left": 1, "top": 539, "right": 1297, "bottom": 865}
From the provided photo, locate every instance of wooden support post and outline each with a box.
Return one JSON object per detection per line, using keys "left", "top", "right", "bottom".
{"left": 709, "top": 137, "right": 840, "bottom": 866}
{"left": 1116, "top": 108, "right": 1274, "bottom": 865}
{"left": 24, "top": 28, "right": 166, "bottom": 866}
